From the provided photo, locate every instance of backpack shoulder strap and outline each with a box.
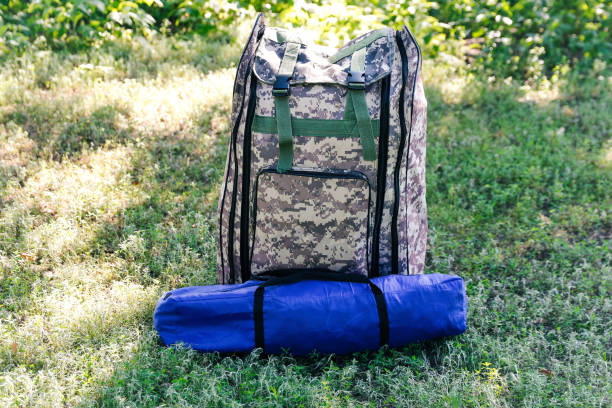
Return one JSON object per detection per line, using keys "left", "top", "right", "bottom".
{"left": 347, "top": 47, "right": 376, "bottom": 161}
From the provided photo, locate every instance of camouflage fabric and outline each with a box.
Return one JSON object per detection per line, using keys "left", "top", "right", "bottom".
{"left": 218, "top": 14, "right": 265, "bottom": 284}
{"left": 399, "top": 27, "right": 427, "bottom": 276}
{"left": 217, "top": 14, "right": 427, "bottom": 283}
{"left": 253, "top": 29, "right": 394, "bottom": 87}
{"left": 256, "top": 82, "right": 381, "bottom": 120}
{"left": 251, "top": 170, "right": 370, "bottom": 274}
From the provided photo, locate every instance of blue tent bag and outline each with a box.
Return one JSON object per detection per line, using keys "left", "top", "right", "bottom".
{"left": 154, "top": 272, "right": 467, "bottom": 355}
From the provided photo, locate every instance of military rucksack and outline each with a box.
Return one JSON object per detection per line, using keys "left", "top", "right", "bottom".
{"left": 217, "top": 14, "right": 427, "bottom": 284}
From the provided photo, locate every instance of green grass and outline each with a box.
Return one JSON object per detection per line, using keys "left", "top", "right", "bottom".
{"left": 0, "top": 30, "right": 610, "bottom": 407}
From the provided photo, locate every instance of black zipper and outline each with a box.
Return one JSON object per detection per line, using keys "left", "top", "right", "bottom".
{"left": 401, "top": 28, "right": 421, "bottom": 273}
{"left": 257, "top": 167, "right": 370, "bottom": 181}
{"left": 371, "top": 75, "right": 391, "bottom": 277}
{"left": 226, "top": 26, "right": 264, "bottom": 283}
{"left": 238, "top": 76, "right": 259, "bottom": 283}
{"left": 249, "top": 167, "right": 372, "bottom": 274}
{"left": 391, "top": 31, "right": 409, "bottom": 275}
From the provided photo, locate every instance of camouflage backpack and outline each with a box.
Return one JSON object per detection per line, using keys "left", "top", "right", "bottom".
{"left": 217, "top": 14, "right": 427, "bottom": 284}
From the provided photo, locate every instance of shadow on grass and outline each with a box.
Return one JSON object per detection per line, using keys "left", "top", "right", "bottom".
{"left": 91, "top": 335, "right": 459, "bottom": 407}
{"left": 423, "top": 77, "right": 611, "bottom": 282}
{"left": 2, "top": 101, "right": 132, "bottom": 161}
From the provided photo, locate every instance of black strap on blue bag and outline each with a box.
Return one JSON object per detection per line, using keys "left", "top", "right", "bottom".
{"left": 253, "top": 269, "right": 389, "bottom": 351}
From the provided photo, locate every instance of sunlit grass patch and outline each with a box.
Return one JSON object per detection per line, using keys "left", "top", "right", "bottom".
{"left": 0, "top": 277, "right": 157, "bottom": 407}
{"left": 0, "top": 147, "right": 143, "bottom": 268}
{"left": 117, "top": 68, "right": 234, "bottom": 134}
{"left": 0, "top": 97, "right": 131, "bottom": 162}
{"left": 0, "top": 33, "right": 242, "bottom": 101}
{"left": 19, "top": 147, "right": 137, "bottom": 218}
{"left": 601, "top": 140, "right": 612, "bottom": 169}
{"left": 0, "top": 122, "right": 35, "bottom": 170}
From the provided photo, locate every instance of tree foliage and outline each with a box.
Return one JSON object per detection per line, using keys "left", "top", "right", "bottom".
{"left": 0, "top": 0, "right": 609, "bottom": 79}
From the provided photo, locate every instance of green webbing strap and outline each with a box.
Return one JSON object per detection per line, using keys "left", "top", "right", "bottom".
{"left": 274, "top": 97, "right": 293, "bottom": 171}
{"left": 273, "top": 41, "right": 300, "bottom": 172}
{"left": 276, "top": 29, "right": 301, "bottom": 44}
{"left": 348, "top": 47, "right": 376, "bottom": 161}
{"left": 350, "top": 47, "right": 366, "bottom": 81}
{"left": 277, "top": 41, "right": 300, "bottom": 77}
{"left": 252, "top": 115, "right": 381, "bottom": 138}
{"left": 328, "top": 28, "right": 390, "bottom": 64}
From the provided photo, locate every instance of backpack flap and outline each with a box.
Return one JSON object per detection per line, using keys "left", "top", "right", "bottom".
{"left": 252, "top": 27, "right": 394, "bottom": 170}
{"left": 253, "top": 27, "right": 394, "bottom": 87}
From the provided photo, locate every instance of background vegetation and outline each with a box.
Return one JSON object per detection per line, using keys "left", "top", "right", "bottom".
{"left": 1, "top": 0, "right": 610, "bottom": 79}
{"left": 0, "top": 1, "right": 610, "bottom": 407}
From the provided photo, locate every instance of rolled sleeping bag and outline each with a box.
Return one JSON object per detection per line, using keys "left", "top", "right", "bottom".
{"left": 153, "top": 272, "right": 467, "bottom": 355}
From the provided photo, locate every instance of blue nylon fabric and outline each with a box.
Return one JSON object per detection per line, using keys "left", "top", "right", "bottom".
{"left": 263, "top": 280, "right": 381, "bottom": 354}
{"left": 153, "top": 281, "right": 259, "bottom": 353}
{"left": 372, "top": 274, "right": 468, "bottom": 347}
{"left": 153, "top": 274, "right": 467, "bottom": 355}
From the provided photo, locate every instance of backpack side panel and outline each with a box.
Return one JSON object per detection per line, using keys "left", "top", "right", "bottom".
{"left": 376, "top": 27, "right": 424, "bottom": 276}
{"left": 399, "top": 26, "right": 427, "bottom": 276}
{"left": 394, "top": 27, "right": 425, "bottom": 275}
{"left": 375, "top": 38, "right": 403, "bottom": 276}
{"left": 218, "top": 14, "right": 265, "bottom": 283}
{"left": 406, "top": 75, "right": 427, "bottom": 274}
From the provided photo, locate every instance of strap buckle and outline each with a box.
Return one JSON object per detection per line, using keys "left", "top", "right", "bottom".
{"left": 347, "top": 71, "right": 365, "bottom": 90}
{"left": 272, "top": 75, "right": 291, "bottom": 96}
